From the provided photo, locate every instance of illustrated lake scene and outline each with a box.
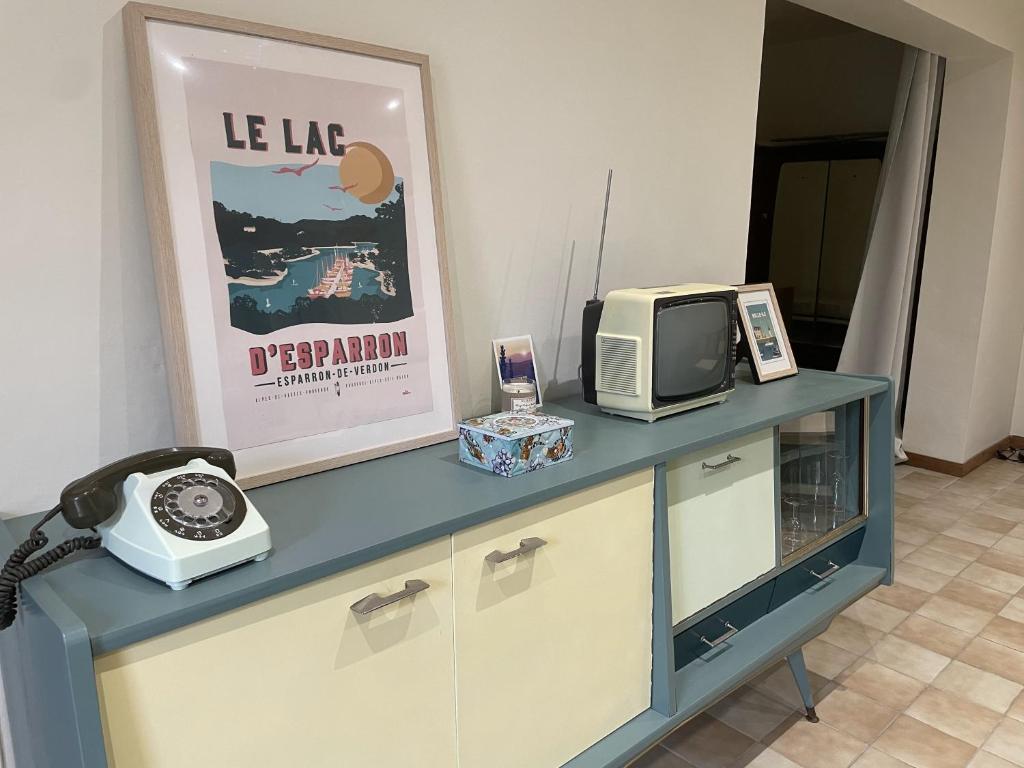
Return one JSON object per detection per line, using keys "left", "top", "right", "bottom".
{"left": 746, "top": 302, "right": 782, "bottom": 361}
{"left": 210, "top": 152, "right": 413, "bottom": 335}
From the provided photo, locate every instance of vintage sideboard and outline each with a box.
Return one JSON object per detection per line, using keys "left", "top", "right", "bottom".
{"left": 0, "top": 368, "right": 893, "bottom": 767}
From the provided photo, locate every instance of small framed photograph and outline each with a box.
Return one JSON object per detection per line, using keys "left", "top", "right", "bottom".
{"left": 492, "top": 335, "right": 542, "bottom": 407}
{"left": 736, "top": 283, "right": 798, "bottom": 384}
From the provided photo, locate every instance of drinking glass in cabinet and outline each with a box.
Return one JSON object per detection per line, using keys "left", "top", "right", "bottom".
{"left": 778, "top": 401, "right": 865, "bottom": 559}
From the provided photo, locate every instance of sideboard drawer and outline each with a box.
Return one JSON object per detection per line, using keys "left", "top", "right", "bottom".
{"left": 95, "top": 538, "right": 457, "bottom": 768}
{"left": 674, "top": 580, "right": 774, "bottom": 669}
{"left": 770, "top": 527, "right": 866, "bottom": 611}
{"left": 452, "top": 470, "right": 654, "bottom": 768}
{"left": 668, "top": 428, "right": 777, "bottom": 624}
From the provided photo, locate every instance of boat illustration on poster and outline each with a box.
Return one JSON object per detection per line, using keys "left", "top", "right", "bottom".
{"left": 745, "top": 301, "right": 783, "bottom": 361}
{"left": 214, "top": 147, "right": 410, "bottom": 335}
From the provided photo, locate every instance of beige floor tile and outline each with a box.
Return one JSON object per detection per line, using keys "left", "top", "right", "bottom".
{"left": 993, "top": 487, "right": 1024, "bottom": 510}
{"left": 946, "top": 524, "right": 1005, "bottom": 548}
{"left": 968, "top": 751, "right": 1020, "bottom": 768}
{"left": 852, "top": 749, "right": 913, "bottom": 768}
{"left": 894, "top": 541, "right": 919, "bottom": 561}
{"left": 1008, "top": 690, "right": 1024, "bottom": 723}
{"left": 978, "top": 503, "right": 1024, "bottom": 525}
{"left": 815, "top": 686, "right": 898, "bottom": 742}
{"left": 979, "top": 551, "right": 1024, "bottom": 578}
{"left": 842, "top": 597, "right": 909, "bottom": 633}
{"left": 966, "top": 513, "right": 1020, "bottom": 535}
{"left": 820, "top": 615, "right": 886, "bottom": 656}
{"left": 900, "top": 472, "right": 957, "bottom": 498}
{"left": 983, "top": 616, "right": 1024, "bottom": 653}
{"left": 939, "top": 578, "right": 1013, "bottom": 613}
{"left": 737, "top": 745, "right": 804, "bottom": 767}
{"left": 872, "top": 581, "right": 932, "bottom": 613}
{"left": 873, "top": 714, "right": 976, "bottom": 768}
{"left": 895, "top": 523, "right": 938, "bottom": 547}
{"left": 962, "top": 563, "right": 1024, "bottom": 595}
{"left": 842, "top": 661, "right": 925, "bottom": 709}
{"left": 769, "top": 718, "right": 866, "bottom": 768}
{"left": 894, "top": 615, "right": 975, "bottom": 658}
{"left": 905, "top": 687, "right": 1002, "bottom": 746}
{"left": 918, "top": 594, "right": 995, "bottom": 634}
{"left": 629, "top": 746, "right": 694, "bottom": 767}
{"left": 660, "top": 713, "right": 754, "bottom": 768}
{"left": 896, "top": 562, "right": 954, "bottom": 593}
{"left": 902, "top": 547, "right": 972, "bottom": 576}
{"left": 1004, "top": 598, "right": 1024, "bottom": 623}
{"left": 996, "top": 537, "right": 1024, "bottom": 558}
{"left": 1008, "top": 524, "right": 1024, "bottom": 540}
{"left": 901, "top": 509, "right": 960, "bottom": 534}
{"left": 929, "top": 534, "right": 989, "bottom": 561}
{"left": 933, "top": 660, "right": 1024, "bottom": 713}
{"left": 707, "top": 685, "right": 793, "bottom": 742}
{"left": 931, "top": 492, "right": 989, "bottom": 514}
{"left": 948, "top": 481, "right": 1001, "bottom": 501}
{"left": 984, "top": 717, "right": 1024, "bottom": 766}
{"left": 865, "top": 634, "right": 950, "bottom": 683}
{"left": 803, "top": 638, "right": 859, "bottom": 680}
{"left": 962, "top": 638, "right": 1024, "bottom": 686}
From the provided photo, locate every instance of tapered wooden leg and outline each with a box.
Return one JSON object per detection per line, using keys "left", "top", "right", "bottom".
{"left": 787, "top": 649, "right": 818, "bottom": 722}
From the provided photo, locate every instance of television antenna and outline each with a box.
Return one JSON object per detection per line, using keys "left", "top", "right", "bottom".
{"left": 592, "top": 169, "right": 613, "bottom": 301}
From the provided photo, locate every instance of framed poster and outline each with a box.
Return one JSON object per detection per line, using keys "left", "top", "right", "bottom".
{"left": 124, "top": 4, "right": 459, "bottom": 487}
{"left": 736, "top": 283, "right": 798, "bottom": 383}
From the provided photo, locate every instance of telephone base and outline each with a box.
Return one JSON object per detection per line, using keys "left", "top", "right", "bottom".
{"left": 162, "top": 548, "right": 272, "bottom": 590}
{"left": 99, "top": 459, "right": 272, "bottom": 590}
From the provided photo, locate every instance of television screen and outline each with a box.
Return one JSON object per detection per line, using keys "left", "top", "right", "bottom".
{"left": 655, "top": 299, "right": 729, "bottom": 400}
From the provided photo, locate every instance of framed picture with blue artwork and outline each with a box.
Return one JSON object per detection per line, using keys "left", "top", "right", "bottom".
{"left": 736, "top": 283, "right": 798, "bottom": 384}
{"left": 124, "top": 3, "right": 459, "bottom": 487}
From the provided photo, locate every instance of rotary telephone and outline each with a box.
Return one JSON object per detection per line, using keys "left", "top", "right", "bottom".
{"left": 0, "top": 447, "right": 271, "bottom": 630}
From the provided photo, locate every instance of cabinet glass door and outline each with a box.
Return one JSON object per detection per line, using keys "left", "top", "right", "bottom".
{"left": 778, "top": 400, "right": 865, "bottom": 560}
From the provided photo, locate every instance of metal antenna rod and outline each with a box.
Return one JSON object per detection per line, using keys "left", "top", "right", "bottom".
{"left": 592, "top": 168, "right": 614, "bottom": 301}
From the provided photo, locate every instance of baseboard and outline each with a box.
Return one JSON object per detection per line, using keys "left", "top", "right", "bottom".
{"left": 905, "top": 435, "right": 1015, "bottom": 478}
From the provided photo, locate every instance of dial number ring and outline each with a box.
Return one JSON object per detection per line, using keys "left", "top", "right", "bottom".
{"left": 150, "top": 473, "right": 246, "bottom": 542}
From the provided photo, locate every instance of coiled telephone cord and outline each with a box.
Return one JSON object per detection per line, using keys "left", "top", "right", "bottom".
{"left": 0, "top": 506, "right": 101, "bottom": 630}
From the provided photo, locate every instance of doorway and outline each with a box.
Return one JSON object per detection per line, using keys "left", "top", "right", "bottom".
{"left": 745, "top": 0, "right": 907, "bottom": 371}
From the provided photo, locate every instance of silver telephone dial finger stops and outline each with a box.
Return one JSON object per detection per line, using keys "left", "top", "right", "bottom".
{"left": 150, "top": 472, "right": 247, "bottom": 542}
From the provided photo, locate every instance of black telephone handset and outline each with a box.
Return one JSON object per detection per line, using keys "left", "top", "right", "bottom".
{"left": 61, "top": 447, "right": 236, "bottom": 529}
{"left": 0, "top": 447, "right": 238, "bottom": 630}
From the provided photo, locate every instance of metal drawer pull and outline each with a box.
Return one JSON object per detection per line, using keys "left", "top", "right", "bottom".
{"left": 702, "top": 454, "right": 741, "bottom": 471}
{"left": 485, "top": 536, "right": 547, "bottom": 564}
{"left": 350, "top": 579, "right": 430, "bottom": 615}
{"left": 700, "top": 622, "right": 739, "bottom": 649}
{"left": 811, "top": 561, "right": 840, "bottom": 580}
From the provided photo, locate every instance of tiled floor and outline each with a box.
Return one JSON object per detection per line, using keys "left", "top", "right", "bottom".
{"left": 633, "top": 458, "right": 1024, "bottom": 768}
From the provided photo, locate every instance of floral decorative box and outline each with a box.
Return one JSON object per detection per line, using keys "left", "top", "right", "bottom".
{"left": 458, "top": 411, "right": 574, "bottom": 477}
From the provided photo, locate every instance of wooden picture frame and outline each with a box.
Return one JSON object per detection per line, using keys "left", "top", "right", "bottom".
{"left": 123, "top": 3, "right": 460, "bottom": 487}
{"left": 735, "top": 283, "right": 798, "bottom": 384}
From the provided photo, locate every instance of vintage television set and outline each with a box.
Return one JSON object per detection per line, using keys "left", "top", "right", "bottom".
{"left": 581, "top": 284, "right": 738, "bottom": 422}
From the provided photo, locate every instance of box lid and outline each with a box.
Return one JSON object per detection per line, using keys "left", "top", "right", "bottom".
{"left": 459, "top": 411, "right": 574, "bottom": 439}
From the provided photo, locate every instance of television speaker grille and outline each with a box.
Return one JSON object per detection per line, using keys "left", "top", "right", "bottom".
{"left": 597, "top": 335, "right": 640, "bottom": 396}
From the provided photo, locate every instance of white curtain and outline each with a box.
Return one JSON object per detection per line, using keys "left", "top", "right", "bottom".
{"left": 837, "top": 48, "right": 944, "bottom": 460}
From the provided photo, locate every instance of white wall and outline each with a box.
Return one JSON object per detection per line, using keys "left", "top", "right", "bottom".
{"left": 0, "top": 0, "right": 768, "bottom": 514}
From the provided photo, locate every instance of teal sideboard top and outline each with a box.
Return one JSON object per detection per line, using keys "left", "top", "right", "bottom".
{"left": 0, "top": 369, "right": 887, "bottom": 656}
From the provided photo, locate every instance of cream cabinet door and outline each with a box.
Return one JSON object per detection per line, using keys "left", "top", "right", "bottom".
{"left": 669, "top": 428, "right": 777, "bottom": 624}
{"left": 453, "top": 470, "right": 654, "bottom": 768}
{"left": 95, "top": 538, "right": 457, "bottom": 768}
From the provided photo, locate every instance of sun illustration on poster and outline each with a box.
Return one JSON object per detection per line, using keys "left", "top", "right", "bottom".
{"left": 213, "top": 141, "right": 411, "bottom": 335}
